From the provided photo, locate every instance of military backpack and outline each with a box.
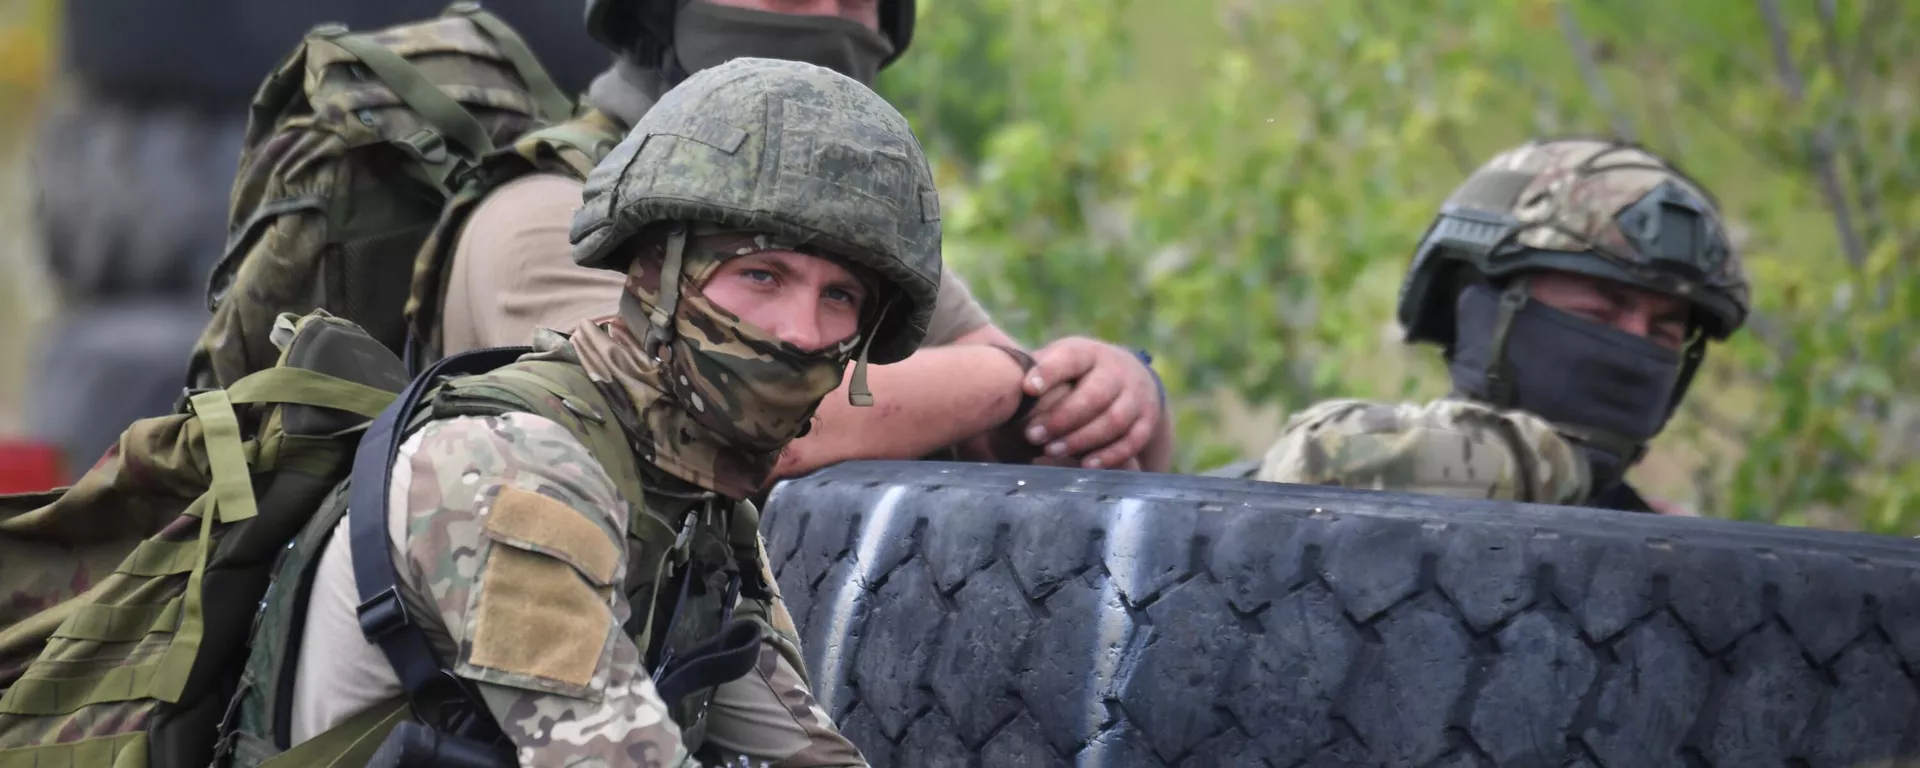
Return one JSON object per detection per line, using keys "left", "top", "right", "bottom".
{"left": 0, "top": 312, "right": 410, "bottom": 768}
{"left": 186, "top": 2, "right": 618, "bottom": 389}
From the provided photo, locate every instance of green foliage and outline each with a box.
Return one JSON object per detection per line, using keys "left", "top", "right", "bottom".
{"left": 879, "top": 0, "right": 1920, "bottom": 532}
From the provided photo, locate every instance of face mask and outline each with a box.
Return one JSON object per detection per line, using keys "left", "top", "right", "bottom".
{"left": 672, "top": 0, "right": 895, "bottom": 85}
{"left": 656, "top": 283, "right": 856, "bottom": 453}
{"left": 1448, "top": 282, "right": 1683, "bottom": 493}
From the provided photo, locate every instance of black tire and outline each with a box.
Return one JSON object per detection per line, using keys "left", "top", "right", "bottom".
{"left": 61, "top": 0, "right": 610, "bottom": 108}
{"left": 32, "top": 95, "right": 245, "bottom": 300}
{"left": 762, "top": 461, "right": 1920, "bottom": 768}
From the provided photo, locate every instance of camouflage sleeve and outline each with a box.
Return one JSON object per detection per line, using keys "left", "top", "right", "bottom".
{"left": 1254, "top": 398, "right": 1590, "bottom": 505}
{"left": 393, "top": 411, "right": 697, "bottom": 767}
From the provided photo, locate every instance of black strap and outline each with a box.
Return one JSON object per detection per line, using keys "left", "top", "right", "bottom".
{"left": 349, "top": 345, "right": 531, "bottom": 738}
{"left": 1482, "top": 280, "right": 1530, "bottom": 407}
{"left": 653, "top": 620, "right": 765, "bottom": 710}
{"left": 366, "top": 721, "right": 515, "bottom": 768}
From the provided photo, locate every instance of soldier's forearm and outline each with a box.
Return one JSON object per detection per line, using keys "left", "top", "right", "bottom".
{"left": 769, "top": 343, "right": 1028, "bottom": 480}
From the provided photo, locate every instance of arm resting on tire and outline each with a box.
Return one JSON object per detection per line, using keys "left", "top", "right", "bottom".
{"left": 771, "top": 323, "right": 1028, "bottom": 480}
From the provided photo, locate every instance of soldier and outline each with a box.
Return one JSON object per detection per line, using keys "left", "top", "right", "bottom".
{"left": 433, "top": 0, "right": 1173, "bottom": 481}
{"left": 285, "top": 58, "right": 927, "bottom": 765}
{"left": 1255, "top": 138, "right": 1748, "bottom": 514}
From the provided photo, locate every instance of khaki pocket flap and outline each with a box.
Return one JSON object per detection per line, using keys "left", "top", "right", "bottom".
{"left": 480, "top": 485, "right": 620, "bottom": 585}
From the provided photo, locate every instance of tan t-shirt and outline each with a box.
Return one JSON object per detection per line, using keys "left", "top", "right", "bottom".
{"left": 440, "top": 173, "right": 992, "bottom": 355}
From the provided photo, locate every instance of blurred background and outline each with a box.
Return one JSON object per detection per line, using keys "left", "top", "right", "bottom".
{"left": 0, "top": 0, "right": 1915, "bottom": 532}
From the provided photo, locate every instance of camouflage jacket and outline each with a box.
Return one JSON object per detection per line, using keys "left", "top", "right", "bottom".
{"left": 249, "top": 346, "right": 861, "bottom": 768}
{"left": 1256, "top": 397, "right": 1591, "bottom": 505}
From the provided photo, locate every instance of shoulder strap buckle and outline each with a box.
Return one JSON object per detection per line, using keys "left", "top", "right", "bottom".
{"left": 355, "top": 586, "right": 413, "bottom": 642}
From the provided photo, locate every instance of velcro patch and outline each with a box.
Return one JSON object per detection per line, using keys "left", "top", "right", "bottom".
{"left": 482, "top": 485, "right": 620, "bottom": 585}
{"left": 467, "top": 545, "right": 613, "bottom": 693}
{"left": 921, "top": 188, "right": 941, "bottom": 223}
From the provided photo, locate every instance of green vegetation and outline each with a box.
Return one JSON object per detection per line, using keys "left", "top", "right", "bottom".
{"left": 0, "top": 0, "right": 1913, "bottom": 531}
{"left": 878, "top": 0, "right": 1920, "bottom": 532}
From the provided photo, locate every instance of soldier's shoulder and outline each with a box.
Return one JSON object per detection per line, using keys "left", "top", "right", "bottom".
{"left": 1275, "top": 397, "right": 1503, "bottom": 436}
{"left": 1255, "top": 397, "right": 1586, "bottom": 503}
{"left": 400, "top": 411, "right": 618, "bottom": 503}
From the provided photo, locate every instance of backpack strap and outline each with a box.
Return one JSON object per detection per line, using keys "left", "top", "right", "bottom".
{"left": 347, "top": 346, "right": 530, "bottom": 740}
{"left": 441, "top": 2, "right": 571, "bottom": 123}
{"left": 312, "top": 28, "right": 494, "bottom": 162}
{"left": 401, "top": 111, "right": 623, "bottom": 371}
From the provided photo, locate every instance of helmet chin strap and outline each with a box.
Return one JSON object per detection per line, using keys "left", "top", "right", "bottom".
{"left": 845, "top": 298, "right": 894, "bottom": 407}
{"left": 1480, "top": 277, "right": 1530, "bottom": 408}
{"left": 644, "top": 222, "right": 690, "bottom": 357}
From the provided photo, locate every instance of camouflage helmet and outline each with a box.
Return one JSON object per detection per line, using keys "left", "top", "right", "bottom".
{"left": 570, "top": 57, "right": 941, "bottom": 366}
{"left": 1398, "top": 137, "right": 1751, "bottom": 350}
{"left": 584, "top": 0, "right": 915, "bottom": 70}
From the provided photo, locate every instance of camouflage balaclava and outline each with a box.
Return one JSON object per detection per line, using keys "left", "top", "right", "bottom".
{"left": 1395, "top": 138, "right": 1749, "bottom": 501}
{"left": 561, "top": 58, "right": 942, "bottom": 497}
{"left": 564, "top": 225, "right": 872, "bottom": 497}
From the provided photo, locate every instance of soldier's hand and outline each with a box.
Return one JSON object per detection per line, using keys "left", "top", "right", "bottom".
{"left": 1646, "top": 496, "right": 1701, "bottom": 517}
{"left": 1019, "top": 337, "right": 1163, "bottom": 470}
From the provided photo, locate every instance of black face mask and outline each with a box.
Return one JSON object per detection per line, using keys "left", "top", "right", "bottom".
{"left": 1448, "top": 282, "right": 1683, "bottom": 494}
{"left": 671, "top": 1, "right": 895, "bottom": 85}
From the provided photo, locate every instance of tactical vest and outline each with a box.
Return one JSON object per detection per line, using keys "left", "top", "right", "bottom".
{"left": 222, "top": 351, "right": 802, "bottom": 766}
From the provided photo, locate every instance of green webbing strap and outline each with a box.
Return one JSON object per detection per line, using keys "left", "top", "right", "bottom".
{"left": 224, "top": 367, "right": 397, "bottom": 419}
{"left": 192, "top": 391, "right": 260, "bottom": 527}
{"left": 148, "top": 391, "right": 259, "bottom": 704}
{"left": 0, "top": 730, "right": 148, "bottom": 768}
{"left": 0, "top": 662, "right": 162, "bottom": 715}
{"left": 321, "top": 33, "right": 495, "bottom": 159}
{"left": 528, "top": 122, "right": 616, "bottom": 166}
{"left": 450, "top": 5, "right": 572, "bottom": 123}
{"left": 51, "top": 597, "right": 184, "bottom": 643}
{"left": 117, "top": 539, "right": 202, "bottom": 576}
{"left": 257, "top": 696, "right": 411, "bottom": 767}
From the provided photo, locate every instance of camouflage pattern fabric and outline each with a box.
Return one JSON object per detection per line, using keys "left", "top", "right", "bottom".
{"left": 384, "top": 410, "right": 862, "bottom": 766}
{"left": 0, "top": 311, "right": 403, "bottom": 767}
{"left": 565, "top": 227, "right": 861, "bottom": 499}
{"left": 188, "top": 9, "right": 573, "bottom": 388}
{"left": 1471, "top": 139, "right": 1749, "bottom": 333}
{"left": 402, "top": 108, "right": 627, "bottom": 364}
{"left": 1257, "top": 398, "right": 1591, "bottom": 505}
{"left": 1400, "top": 137, "right": 1749, "bottom": 348}
{"left": 570, "top": 57, "right": 942, "bottom": 366}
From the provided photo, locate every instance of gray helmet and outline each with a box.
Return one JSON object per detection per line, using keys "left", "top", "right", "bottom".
{"left": 584, "top": 0, "right": 915, "bottom": 71}
{"left": 1399, "top": 137, "right": 1750, "bottom": 348}
{"left": 570, "top": 57, "right": 941, "bottom": 366}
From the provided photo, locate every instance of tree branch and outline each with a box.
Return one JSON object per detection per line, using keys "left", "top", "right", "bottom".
{"left": 1554, "top": 0, "right": 1635, "bottom": 141}
{"left": 1816, "top": 0, "right": 1886, "bottom": 253}
{"left": 1759, "top": 0, "right": 1868, "bottom": 271}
